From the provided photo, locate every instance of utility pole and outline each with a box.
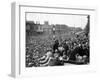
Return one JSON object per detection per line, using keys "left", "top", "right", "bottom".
{"left": 52, "top": 25, "right": 56, "bottom": 40}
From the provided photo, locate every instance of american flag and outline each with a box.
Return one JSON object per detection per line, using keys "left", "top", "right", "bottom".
{"left": 38, "top": 51, "right": 53, "bottom": 67}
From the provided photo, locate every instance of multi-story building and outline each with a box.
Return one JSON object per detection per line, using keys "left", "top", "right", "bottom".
{"left": 37, "top": 21, "right": 53, "bottom": 34}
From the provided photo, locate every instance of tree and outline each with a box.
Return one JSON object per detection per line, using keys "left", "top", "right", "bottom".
{"left": 84, "top": 15, "right": 90, "bottom": 36}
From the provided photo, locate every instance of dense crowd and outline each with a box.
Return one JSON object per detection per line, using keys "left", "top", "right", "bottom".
{"left": 26, "top": 31, "right": 89, "bottom": 67}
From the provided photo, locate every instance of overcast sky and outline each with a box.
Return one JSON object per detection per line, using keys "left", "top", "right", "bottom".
{"left": 26, "top": 13, "right": 88, "bottom": 29}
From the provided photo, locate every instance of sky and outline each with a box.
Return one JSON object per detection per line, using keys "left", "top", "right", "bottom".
{"left": 26, "top": 13, "right": 88, "bottom": 29}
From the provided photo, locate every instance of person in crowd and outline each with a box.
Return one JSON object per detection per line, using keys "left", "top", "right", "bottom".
{"left": 63, "top": 41, "right": 69, "bottom": 57}
{"left": 75, "top": 54, "right": 83, "bottom": 62}
{"left": 53, "top": 39, "right": 59, "bottom": 52}
{"left": 58, "top": 45, "right": 65, "bottom": 57}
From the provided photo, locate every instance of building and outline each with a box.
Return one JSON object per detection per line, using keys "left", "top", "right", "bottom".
{"left": 37, "top": 21, "right": 53, "bottom": 34}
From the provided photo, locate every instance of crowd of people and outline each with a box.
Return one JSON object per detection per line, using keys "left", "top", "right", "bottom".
{"left": 26, "top": 31, "right": 89, "bottom": 67}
